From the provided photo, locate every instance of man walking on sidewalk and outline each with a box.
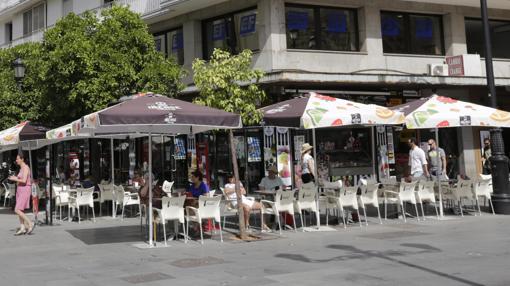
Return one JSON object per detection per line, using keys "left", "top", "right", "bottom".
{"left": 408, "top": 138, "right": 429, "bottom": 179}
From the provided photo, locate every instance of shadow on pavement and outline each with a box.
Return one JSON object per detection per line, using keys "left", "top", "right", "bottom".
{"left": 67, "top": 225, "right": 144, "bottom": 245}
{"left": 276, "top": 244, "right": 484, "bottom": 286}
{"left": 0, "top": 208, "right": 14, "bottom": 215}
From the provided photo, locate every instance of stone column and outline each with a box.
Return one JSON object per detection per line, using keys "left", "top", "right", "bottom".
{"left": 443, "top": 11, "right": 468, "bottom": 56}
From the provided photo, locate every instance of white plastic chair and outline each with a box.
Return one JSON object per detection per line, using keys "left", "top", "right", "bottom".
{"left": 53, "top": 184, "right": 70, "bottom": 221}
{"left": 162, "top": 180, "right": 174, "bottom": 197}
{"left": 479, "top": 174, "right": 493, "bottom": 193}
{"left": 339, "top": 186, "right": 363, "bottom": 228}
{"left": 3, "top": 182, "right": 15, "bottom": 207}
{"left": 122, "top": 190, "right": 141, "bottom": 220}
{"left": 154, "top": 196, "right": 186, "bottom": 246}
{"left": 416, "top": 180, "right": 439, "bottom": 220}
{"left": 68, "top": 187, "right": 96, "bottom": 223}
{"left": 220, "top": 187, "right": 238, "bottom": 229}
{"left": 384, "top": 180, "right": 419, "bottom": 222}
{"left": 185, "top": 195, "right": 223, "bottom": 244}
{"left": 358, "top": 182, "right": 382, "bottom": 225}
{"left": 98, "top": 184, "right": 114, "bottom": 216}
{"left": 320, "top": 180, "right": 343, "bottom": 226}
{"left": 453, "top": 177, "right": 476, "bottom": 217}
{"left": 112, "top": 184, "right": 125, "bottom": 216}
{"left": 294, "top": 183, "right": 319, "bottom": 230}
{"left": 473, "top": 176, "right": 495, "bottom": 216}
{"left": 261, "top": 189, "right": 296, "bottom": 235}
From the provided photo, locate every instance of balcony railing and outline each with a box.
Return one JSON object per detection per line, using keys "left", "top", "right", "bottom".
{"left": 0, "top": 0, "right": 25, "bottom": 13}
{"left": 94, "top": 0, "right": 161, "bottom": 17}
{"left": 0, "top": 0, "right": 162, "bottom": 49}
{"left": 0, "top": 29, "right": 44, "bottom": 49}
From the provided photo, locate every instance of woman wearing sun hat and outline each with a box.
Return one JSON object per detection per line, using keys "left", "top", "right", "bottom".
{"left": 301, "top": 143, "right": 316, "bottom": 184}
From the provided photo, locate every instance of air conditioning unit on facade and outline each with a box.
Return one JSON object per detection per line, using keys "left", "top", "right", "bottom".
{"left": 429, "top": 64, "right": 449, "bottom": 76}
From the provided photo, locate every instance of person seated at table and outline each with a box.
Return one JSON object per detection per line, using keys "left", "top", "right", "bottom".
{"left": 57, "top": 166, "right": 66, "bottom": 183}
{"left": 81, "top": 175, "right": 95, "bottom": 189}
{"left": 187, "top": 169, "right": 209, "bottom": 198}
{"left": 224, "top": 174, "right": 265, "bottom": 230}
{"left": 132, "top": 169, "right": 145, "bottom": 188}
{"left": 259, "top": 165, "right": 285, "bottom": 191}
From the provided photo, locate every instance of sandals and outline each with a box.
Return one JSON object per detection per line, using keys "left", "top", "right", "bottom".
{"left": 14, "top": 229, "right": 26, "bottom": 236}
{"left": 26, "top": 223, "right": 34, "bottom": 235}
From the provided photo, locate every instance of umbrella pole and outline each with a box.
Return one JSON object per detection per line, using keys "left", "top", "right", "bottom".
{"left": 29, "top": 147, "right": 36, "bottom": 223}
{"left": 111, "top": 138, "right": 115, "bottom": 218}
{"left": 312, "top": 128, "right": 320, "bottom": 228}
{"left": 148, "top": 132, "right": 154, "bottom": 247}
{"left": 371, "top": 126, "right": 376, "bottom": 179}
{"left": 436, "top": 128, "right": 444, "bottom": 218}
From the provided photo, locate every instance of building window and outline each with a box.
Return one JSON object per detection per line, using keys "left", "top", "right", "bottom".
{"left": 23, "top": 4, "right": 45, "bottom": 36}
{"left": 5, "top": 22, "right": 12, "bottom": 43}
{"left": 465, "top": 18, "right": 510, "bottom": 59}
{"left": 285, "top": 4, "right": 358, "bottom": 51}
{"left": 153, "top": 27, "right": 184, "bottom": 65}
{"left": 381, "top": 11, "right": 444, "bottom": 55}
{"left": 167, "top": 28, "right": 184, "bottom": 65}
{"left": 203, "top": 8, "right": 259, "bottom": 59}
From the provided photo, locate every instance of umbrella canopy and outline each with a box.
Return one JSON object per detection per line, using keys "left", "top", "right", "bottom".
{"left": 46, "top": 121, "right": 82, "bottom": 140}
{"left": 261, "top": 92, "right": 404, "bottom": 128}
{"left": 0, "top": 121, "right": 49, "bottom": 150}
{"left": 391, "top": 94, "right": 510, "bottom": 129}
{"left": 80, "top": 93, "right": 242, "bottom": 135}
{"left": 68, "top": 92, "right": 242, "bottom": 247}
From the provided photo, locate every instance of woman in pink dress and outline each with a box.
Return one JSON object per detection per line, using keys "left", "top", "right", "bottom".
{"left": 8, "top": 153, "right": 34, "bottom": 235}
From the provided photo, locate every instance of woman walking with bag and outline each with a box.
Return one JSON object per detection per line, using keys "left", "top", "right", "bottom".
{"left": 301, "top": 143, "right": 316, "bottom": 184}
{"left": 8, "top": 153, "right": 34, "bottom": 236}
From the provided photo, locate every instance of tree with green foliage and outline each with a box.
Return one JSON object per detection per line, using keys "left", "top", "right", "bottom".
{"left": 0, "top": 5, "right": 184, "bottom": 129}
{"left": 193, "top": 49, "right": 266, "bottom": 240}
{"left": 39, "top": 5, "right": 184, "bottom": 126}
{"left": 0, "top": 43, "right": 46, "bottom": 130}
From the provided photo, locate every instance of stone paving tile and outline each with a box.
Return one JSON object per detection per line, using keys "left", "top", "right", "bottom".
{"left": 120, "top": 272, "right": 175, "bottom": 284}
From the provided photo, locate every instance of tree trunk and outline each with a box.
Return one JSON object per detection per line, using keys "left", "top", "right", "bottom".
{"left": 229, "top": 130, "right": 247, "bottom": 240}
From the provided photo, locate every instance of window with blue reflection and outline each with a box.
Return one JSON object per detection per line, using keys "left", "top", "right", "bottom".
{"left": 381, "top": 11, "right": 444, "bottom": 55}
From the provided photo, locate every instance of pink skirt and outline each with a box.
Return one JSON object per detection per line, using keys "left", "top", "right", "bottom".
{"left": 15, "top": 185, "right": 31, "bottom": 211}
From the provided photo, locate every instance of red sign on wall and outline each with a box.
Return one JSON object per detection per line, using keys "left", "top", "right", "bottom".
{"left": 446, "top": 55, "right": 465, "bottom": 76}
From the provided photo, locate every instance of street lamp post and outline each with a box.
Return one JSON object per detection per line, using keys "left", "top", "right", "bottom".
{"left": 480, "top": 0, "right": 510, "bottom": 214}
{"left": 13, "top": 57, "right": 25, "bottom": 156}
{"left": 13, "top": 57, "right": 25, "bottom": 89}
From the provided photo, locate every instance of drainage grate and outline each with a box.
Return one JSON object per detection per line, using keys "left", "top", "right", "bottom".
{"left": 170, "top": 256, "right": 225, "bottom": 268}
{"left": 358, "top": 231, "right": 428, "bottom": 240}
{"left": 121, "top": 272, "right": 174, "bottom": 284}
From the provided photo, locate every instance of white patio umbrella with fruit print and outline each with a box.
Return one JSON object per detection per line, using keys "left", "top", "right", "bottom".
{"left": 392, "top": 94, "right": 510, "bottom": 217}
{"left": 261, "top": 92, "right": 404, "bottom": 129}
{"left": 261, "top": 92, "right": 405, "bottom": 227}
{"left": 394, "top": 94, "right": 510, "bottom": 129}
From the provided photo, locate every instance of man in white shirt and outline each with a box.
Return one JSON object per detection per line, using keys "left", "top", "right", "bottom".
{"left": 408, "top": 138, "right": 429, "bottom": 178}
{"left": 259, "top": 165, "right": 285, "bottom": 191}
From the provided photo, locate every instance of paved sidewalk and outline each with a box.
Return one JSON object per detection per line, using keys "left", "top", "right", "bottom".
{"left": 0, "top": 207, "right": 509, "bottom": 286}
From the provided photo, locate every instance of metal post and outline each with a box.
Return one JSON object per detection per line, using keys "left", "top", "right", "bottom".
{"left": 480, "top": 0, "right": 510, "bottom": 214}
{"left": 312, "top": 128, "right": 320, "bottom": 228}
{"left": 371, "top": 127, "right": 376, "bottom": 179}
{"left": 435, "top": 128, "right": 444, "bottom": 218}
{"left": 148, "top": 132, "right": 154, "bottom": 246}
{"left": 110, "top": 138, "right": 115, "bottom": 218}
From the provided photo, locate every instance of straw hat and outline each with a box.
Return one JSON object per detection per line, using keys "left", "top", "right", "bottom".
{"left": 267, "top": 165, "right": 278, "bottom": 174}
{"left": 301, "top": 143, "right": 313, "bottom": 154}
